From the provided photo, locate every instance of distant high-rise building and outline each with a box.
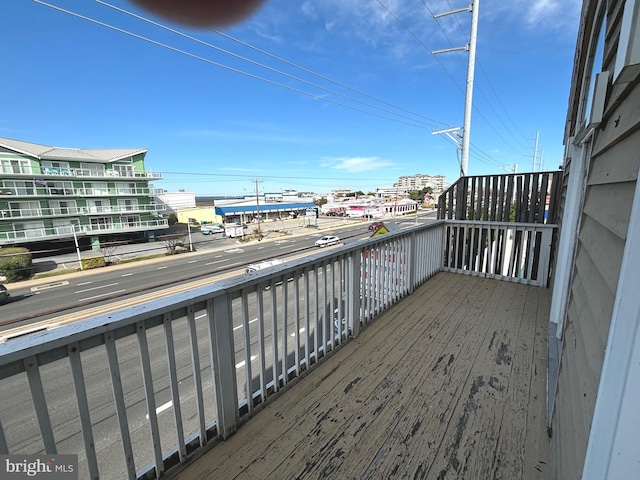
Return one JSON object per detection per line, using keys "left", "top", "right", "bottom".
{"left": 394, "top": 174, "right": 446, "bottom": 193}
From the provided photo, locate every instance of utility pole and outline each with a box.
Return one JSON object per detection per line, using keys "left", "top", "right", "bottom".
{"left": 432, "top": 0, "right": 480, "bottom": 177}
{"left": 254, "top": 179, "right": 263, "bottom": 240}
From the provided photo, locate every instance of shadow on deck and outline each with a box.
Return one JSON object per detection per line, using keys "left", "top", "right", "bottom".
{"left": 172, "top": 272, "right": 550, "bottom": 479}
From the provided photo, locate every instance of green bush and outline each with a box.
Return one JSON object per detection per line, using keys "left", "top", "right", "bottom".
{"left": 81, "top": 256, "right": 106, "bottom": 270}
{"left": 167, "top": 213, "right": 178, "bottom": 225}
{"left": 0, "top": 247, "right": 32, "bottom": 282}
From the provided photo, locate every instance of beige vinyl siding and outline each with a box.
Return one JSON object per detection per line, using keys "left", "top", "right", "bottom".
{"left": 550, "top": 0, "right": 640, "bottom": 476}
{"left": 552, "top": 114, "right": 640, "bottom": 479}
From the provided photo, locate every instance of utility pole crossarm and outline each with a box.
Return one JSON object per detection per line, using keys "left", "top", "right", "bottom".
{"left": 431, "top": 0, "right": 480, "bottom": 178}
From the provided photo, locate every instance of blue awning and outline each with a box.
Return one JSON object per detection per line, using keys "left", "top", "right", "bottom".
{"left": 215, "top": 202, "right": 314, "bottom": 216}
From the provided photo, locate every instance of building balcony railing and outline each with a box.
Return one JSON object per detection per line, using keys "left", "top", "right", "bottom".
{"left": 438, "top": 170, "right": 562, "bottom": 224}
{"left": 0, "top": 217, "right": 556, "bottom": 479}
{"left": 0, "top": 204, "right": 165, "bottom": 220}
{"left": 0, "top": 166, "right": 162, "bottom": 180}
{"left": 0, "top": 203, "right": 166, "bottom": 220}
{"left": 0, "top": 187, "right": 165, "bottom": 197}
{"left": 0, "top": 219, "right": 169, "bottom": 243}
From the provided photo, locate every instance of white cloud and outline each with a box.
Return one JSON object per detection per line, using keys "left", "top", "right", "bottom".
{"left": 323, "top": 156, "right": 395, "bottom": 173}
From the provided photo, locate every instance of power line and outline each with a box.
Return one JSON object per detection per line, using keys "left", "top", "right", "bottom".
{"left": 422, "top": 0, "right": 527, "bottom": 153}
{"left": 94, "top": 0, "right": 447, "bottom": 129}
{"left": 208, "top": 28, "right": 446, "bottom": 128}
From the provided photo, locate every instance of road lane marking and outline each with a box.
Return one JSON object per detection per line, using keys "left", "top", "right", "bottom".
{"left": 77, "top": 281, "right": 92, "bottom": 286}
{"left": 291, "top": 328, "right": 305, "bottom": 337}
{"left": 232, "top": 317, "right": 258, "bottom": 331}
{"left": 188, "top": 260, "right": 198, "bottom": 264}
{"left": 146, "top": 401, "right": 173, "bottom": 419}
{"left": 79, "top": 289, "right": 127, "bottom": 302}
{"left": 235, "top": 355, "right": 258, "bottom": 369}
{"left": 75, "top": 283, "right": 119, "bottom": 294}
{"left": 157, "top": 266, "right": 168, "bottom": 270}
{"left": 121, "top": 273, "right": 133, "bottom": 277}
{"left": 205, "top": 259, "right": 226, "bottom": 266}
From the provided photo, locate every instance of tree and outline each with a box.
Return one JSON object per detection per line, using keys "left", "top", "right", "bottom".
{"left": 100, "top": 237, "right": 123, "bottom": 264}
{"left": 160, "top": 234, "right": 188, "bottom": 255}
{"left": 167, "top": 213, "right": 178, "bottom": 225}
{"left": 408, "top": 187, "right": 433, "bottom": 202}
{"left": 314, "top": 197, "right": 328, "bottom": 206}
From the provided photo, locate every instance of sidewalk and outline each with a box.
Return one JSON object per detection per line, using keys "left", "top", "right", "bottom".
{"left": 25, "top": 217, "right": 364, "bottom": 284}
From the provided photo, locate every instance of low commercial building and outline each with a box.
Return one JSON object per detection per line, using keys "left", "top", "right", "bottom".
{"left": 0, "top": 137, "right": 167, "bottom": 248}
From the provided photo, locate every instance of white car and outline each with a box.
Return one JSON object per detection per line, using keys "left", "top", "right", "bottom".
{"left": 315, "top": 235, "right": 340, "bottom": 247}
{"left": 201, "top": 224, "right": 224, "bottom": 234}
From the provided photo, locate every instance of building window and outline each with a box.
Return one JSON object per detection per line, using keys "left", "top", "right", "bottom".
{"left": 13, "top": 221, "right": 45, "bottom": 238}
{"left": 89, "top": 217, "right": 113, "bottom": 231}
{"left": 116, "top": 182, "right": 137, "bottom": 194}
{"left": 83, "top": 182, "right": 109, "bottom": 195}
{"left": 41, "top": 161, "right": 70, "bottom": 175}
{"left": 121, "top": 215, "right": 141, "bottom": 228}
{"left": 80, "top": 163, "right": 105, "bottom": 177}
{"left": 8, "top": 201, "right": 40, "bottom": 217}
{"left": 1, "top": 159, "right": 32, "bottom": 174}
{"left": 117, "top": 198, "right": 138, "bottom": 211}
{"left": 579, "top": 4, "right": 607, "bottom": 130}
{"left": 50, "top": 200, "right": 77, "bottom": 215}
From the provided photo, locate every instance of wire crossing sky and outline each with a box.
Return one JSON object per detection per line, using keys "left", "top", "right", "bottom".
{"left": 2, "top": 0, "right": 580, "bottom": 194}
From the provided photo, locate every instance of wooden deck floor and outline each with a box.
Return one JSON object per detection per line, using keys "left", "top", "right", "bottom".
{"left": 172, "top": 272, "right": 550, "bottom": 480}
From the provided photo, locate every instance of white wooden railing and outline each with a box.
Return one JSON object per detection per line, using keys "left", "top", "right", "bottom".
{"left": 0, "top": 219, "right": 553, "bottom": 479}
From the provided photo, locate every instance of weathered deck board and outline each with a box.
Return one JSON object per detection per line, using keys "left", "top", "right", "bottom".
{"left": 172, "top": 273, "right": 550, "bottom": 480}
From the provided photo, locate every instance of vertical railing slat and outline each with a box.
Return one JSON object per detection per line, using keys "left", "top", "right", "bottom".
{"left": 185, "top": 306, "right": 206, "bottom": 446}
{"left": 281, "top": 276, "right": 289, "bottom": 386}
{"left": 0, "top": 420, "right": 8, "bottom": 455}
{"left": 105, "top": 334, "right": 137, "bottom": 479}
{"left": 24, "top": 356, "right": 57, "bottom": 454}
{"left": 68, "top": 342, "right": 99, "bottom": 480}
{"left": 240, "top": 291, "right": 252, "bottom": 411}
{"left": 270, "top": 280, "right": 279, "bottom": 392}
{"left": 136, "top": 322, "right": 164, "bottom": 478}
{"left": 162, "top": 314, "right": 186, "bottom": 462}
{"left": 256, "top": 289, "right": 266, "bottom": 401}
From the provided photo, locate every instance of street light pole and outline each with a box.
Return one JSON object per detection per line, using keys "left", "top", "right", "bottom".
{"left": 72, "top": 223, "right": 83, "bottom": 270}
{"left": 187, "top": 219, "right": 193, "bottom": 252}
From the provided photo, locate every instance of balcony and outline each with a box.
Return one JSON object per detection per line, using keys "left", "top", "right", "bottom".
{"left": 0, "top": 185, "right": 556, "bottom": 480}
{"left": 0, "top": 204, "right": 165, "bottom": 220}
{"left": 0, "top": 186, "right": 164, "bottom": 198}
{"left": 0, "top": 219, "right": 169, "bottom": 244}
{"left": 0, "top": 166, "right": 162, "bottom": 180}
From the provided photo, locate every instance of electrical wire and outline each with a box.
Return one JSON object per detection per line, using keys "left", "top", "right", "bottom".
{"left": 33, "top": 0, "right": 443, "bottom": 130}
{"left": 94, "top": 0, "right": 447, "bottom": 129}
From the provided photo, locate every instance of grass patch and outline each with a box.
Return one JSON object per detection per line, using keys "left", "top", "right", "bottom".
{"left": 118, "top": 253, "right": 166, "bottom": 263}
{"left": 33, "top": 269, "right": 81, "bottom": 280}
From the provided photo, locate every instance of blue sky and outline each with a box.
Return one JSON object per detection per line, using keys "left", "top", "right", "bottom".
{"left": 2, "top": 0, "right": 581, "bottom": 195}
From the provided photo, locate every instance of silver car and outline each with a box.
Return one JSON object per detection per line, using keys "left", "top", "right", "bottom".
{"left": 315, "top": 235, "right": 340, "bottom": 247}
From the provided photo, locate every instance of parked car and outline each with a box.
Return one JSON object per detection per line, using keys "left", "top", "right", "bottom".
{"left": 0, "top": 285, "right": 10, "bottom": 304}
{"left": 201, "top": 224, "right": 224, "bottom": 234}
{"left": 315, "top": 235, "right": 340, "bottom": 247}
{"left": 368, "top": 221, "right": 384, "bottom": 231}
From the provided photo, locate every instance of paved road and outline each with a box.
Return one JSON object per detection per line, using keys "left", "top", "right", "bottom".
{"left": 1, "top": 212, "right": 436, "bottom": 330}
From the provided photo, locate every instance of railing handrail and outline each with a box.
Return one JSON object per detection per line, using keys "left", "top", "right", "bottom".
{"left": 0, "top": 167, "right": 163, "bottom": 179}
{"left": 438, "top": 171, "right": 562, "bottom": 224}
{"left": 0, "top": 220, "right": 445, "bottom": 366}
{"left": 0, "top": 218, "right": 554, "bottom": 479}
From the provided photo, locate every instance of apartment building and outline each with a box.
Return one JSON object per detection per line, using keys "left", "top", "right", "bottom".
{"left": 0, "top": 137, "right": 167, "bottom": 247}
{"left": 394, "top": 173, "right": 446, "bottom": 193}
